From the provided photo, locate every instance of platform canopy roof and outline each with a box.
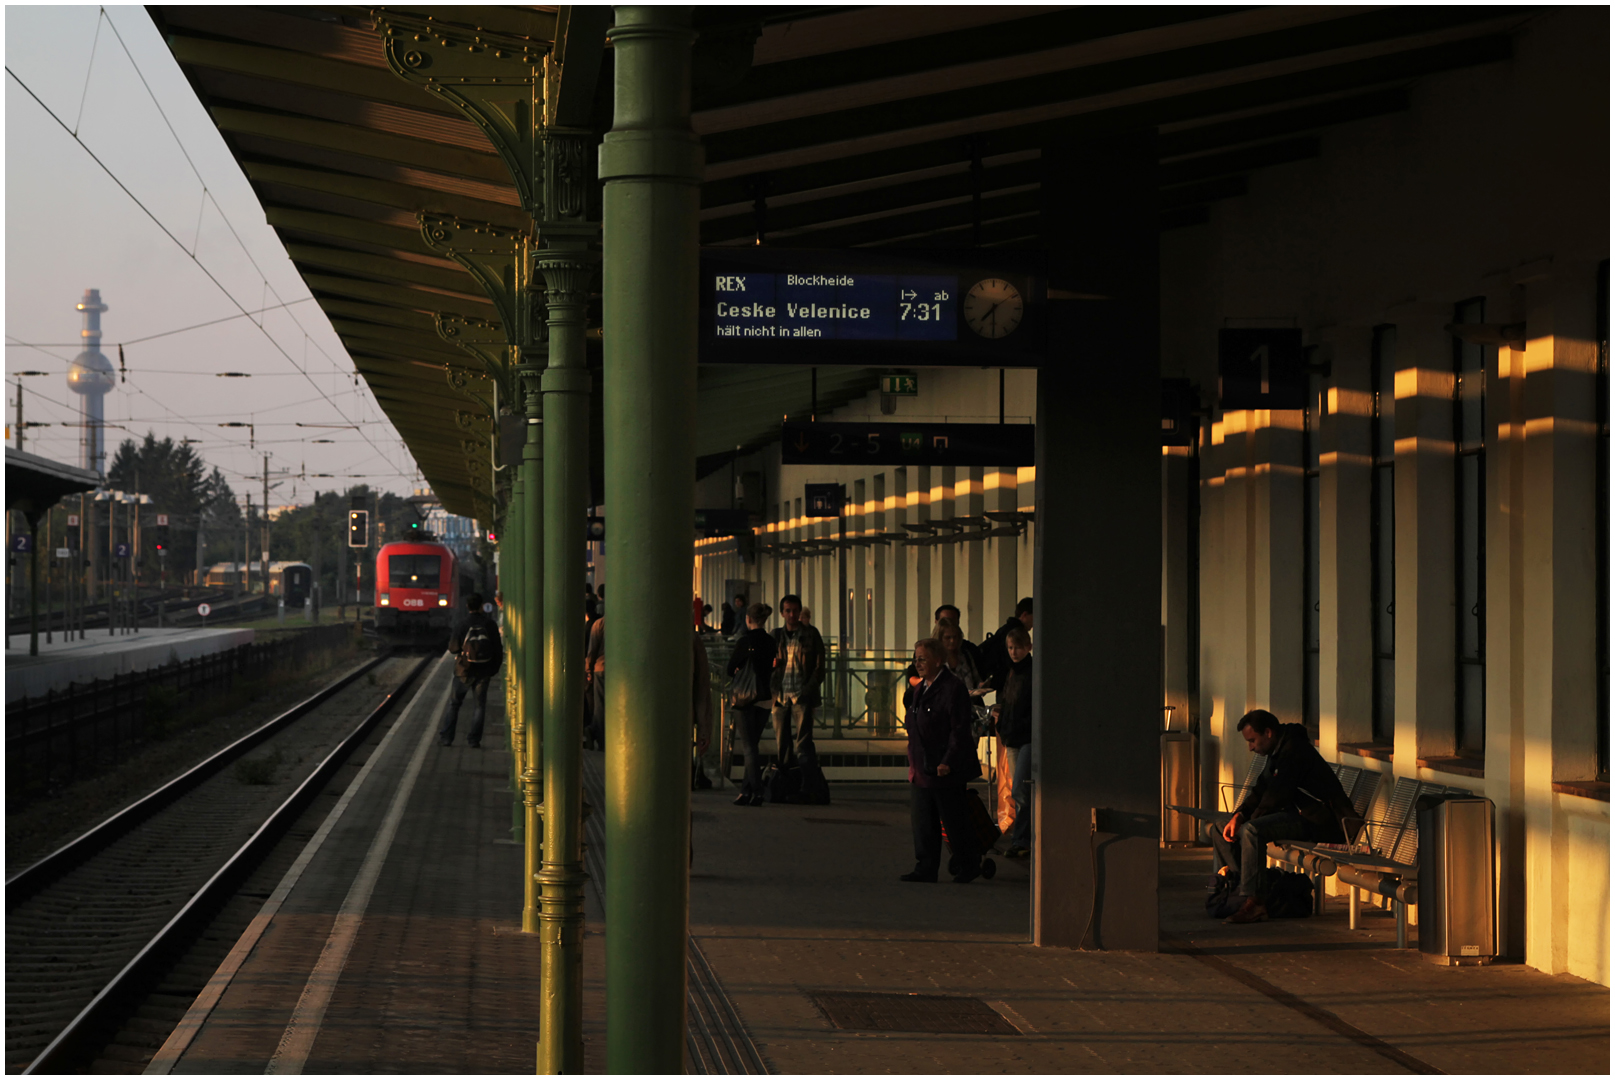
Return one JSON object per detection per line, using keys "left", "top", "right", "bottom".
{"left": 5, "top": 448, "right": 101, "bottom": 526}
{"left": 152, "top": 4, "right": 1531, "bottom": 518}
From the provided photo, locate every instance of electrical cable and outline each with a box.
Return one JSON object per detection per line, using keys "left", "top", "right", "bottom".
{"left": 4, "top": 64, "right": 410, "bottom": 476}
{"left": 4, "top": 298, "right": 317, "bottom": 349}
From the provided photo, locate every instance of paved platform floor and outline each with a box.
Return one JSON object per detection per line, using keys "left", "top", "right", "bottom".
{"left": 147, "top": 661, "right": 1608, "bottom": 1074}
{"left": 6, "top": 625, "right": 255, "bottom": 701}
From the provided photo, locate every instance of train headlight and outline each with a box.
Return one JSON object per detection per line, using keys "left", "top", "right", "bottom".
{"left": 438, "top": 594, "right": 449, "bottom": 606}
{"left": 379, "top": 593, "right": 390, "bottom": 606}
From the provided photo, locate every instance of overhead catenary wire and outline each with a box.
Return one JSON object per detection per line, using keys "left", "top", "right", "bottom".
{"left": 4, "top": 63, "right": 410, "bottom": 479}
{"left": 4, "top": 297, "right": 317, "bottom": 348}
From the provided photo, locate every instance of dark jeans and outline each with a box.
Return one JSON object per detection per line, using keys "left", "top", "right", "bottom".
{"left": 587, "top": 672, "right": 605, "bottom": 749}
{"left": 1206, "top": 808, "right": 1311, "bottom": 898}
{"left": 733, "top": 704, "right": 769, "bottom": 796}
{"left": 909, "top": 782, "right": 982, "bottom": 879}
{"left": 440, "top": 675, "right": 490, "bottom": 745}
{"left": 770, "top": 699, "right": 822, "bottom": 773}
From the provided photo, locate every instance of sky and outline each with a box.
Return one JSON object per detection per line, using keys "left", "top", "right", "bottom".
{"left": 4, "top": 5, "right": 424, "bottom": 509}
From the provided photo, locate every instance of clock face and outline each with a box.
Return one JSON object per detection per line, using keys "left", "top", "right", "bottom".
{"left": 962, "top": 278, "right": 1024, "bottom": 339}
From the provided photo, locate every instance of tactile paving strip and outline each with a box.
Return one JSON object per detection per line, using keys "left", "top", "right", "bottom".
{"left": 808, "top": 991, "right": 1020, "bottom": 1035}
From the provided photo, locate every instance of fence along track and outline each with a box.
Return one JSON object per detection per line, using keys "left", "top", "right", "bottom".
{"left": 8, "top": 653, "right": 433, "bottom": 1075}
{"left": 7, "top": 623, "right": 357, "bottom": 807}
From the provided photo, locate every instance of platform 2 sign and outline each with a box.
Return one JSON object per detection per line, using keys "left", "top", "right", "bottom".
{"left": 782, "top": 422, "right": 1035, "bottom": 467}
{"left": 700, "top": 248, "right": 1046, "bottom": 367}
{"left": 11, "top": 535, "right": 31, "bottom": 553}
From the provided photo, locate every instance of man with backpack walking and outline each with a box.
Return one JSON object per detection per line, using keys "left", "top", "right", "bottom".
{"left": 440, "top": 591, "right": 503, "bottom": 748}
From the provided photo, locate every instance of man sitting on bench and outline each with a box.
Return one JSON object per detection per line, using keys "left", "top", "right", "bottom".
{"left": 1212, "top": 709, "right": 1357, "bottom": 924}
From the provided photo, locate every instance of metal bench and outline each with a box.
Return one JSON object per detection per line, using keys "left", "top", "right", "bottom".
{"left": 1165, "top": 753, "right": 1267, "bottom": 830}
{"left": 1270, "top": 775, "right": 1471, "bottom": 946}
{"left": 1261, "top": 761, "right": 1381, "bottom": 913}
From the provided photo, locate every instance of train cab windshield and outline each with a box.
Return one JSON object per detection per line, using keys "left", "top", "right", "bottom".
{"left": 388, "top": 554, "right": 442, "bottom": 589}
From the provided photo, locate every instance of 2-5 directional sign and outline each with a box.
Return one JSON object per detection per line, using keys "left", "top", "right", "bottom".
{"left": 782, "top": 421, "right": 1034, "bottom": 467}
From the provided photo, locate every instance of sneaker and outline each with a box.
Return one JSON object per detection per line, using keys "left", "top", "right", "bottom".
{"left": 952, "top": 863, "right": 983, "bottom": 885}
{"left": 732, "top": 793, "right": 752, "bottom": 807}
{"left": 1223, "top": 896, "right": 1269, "bottom": 924}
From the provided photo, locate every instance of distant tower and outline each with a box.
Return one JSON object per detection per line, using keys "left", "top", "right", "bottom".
{"left": 67, "top": 288, "right": 116, "bottom": 476}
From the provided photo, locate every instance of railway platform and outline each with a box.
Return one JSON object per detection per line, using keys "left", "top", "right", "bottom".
{"left": 140, "top": 654, "right": 1607, "bottom": 1074}
{"left": 5, "top": 626, "right": 255, "bottom": 702}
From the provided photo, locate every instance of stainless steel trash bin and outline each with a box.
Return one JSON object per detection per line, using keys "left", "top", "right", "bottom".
{"left": 1416, "top": 794, "right": 1496, "bottom": 965}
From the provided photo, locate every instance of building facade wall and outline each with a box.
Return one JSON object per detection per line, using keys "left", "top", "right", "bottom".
{"left": 1162, "top": 7, "right": 1608, "bottom": 984}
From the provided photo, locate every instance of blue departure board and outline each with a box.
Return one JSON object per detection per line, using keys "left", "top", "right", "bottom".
{"left": 712, "top": 271, "right": 957, "bottom": 342}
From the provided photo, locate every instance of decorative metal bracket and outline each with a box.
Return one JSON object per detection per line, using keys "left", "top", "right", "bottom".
{"left": 377, "top": 9, "right": 548, "bottom": 217}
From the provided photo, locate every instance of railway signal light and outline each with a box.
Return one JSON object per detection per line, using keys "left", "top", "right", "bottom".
{"left": 348, "top": 509, "right": 369, "bottom": 548}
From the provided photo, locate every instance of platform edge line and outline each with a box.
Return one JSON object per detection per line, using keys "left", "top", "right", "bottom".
{"left": 143, "top": 653, "right": 452, "bottom": 1076}
{"left": 263, "top": 658, "right": 456, "bottom": 1075}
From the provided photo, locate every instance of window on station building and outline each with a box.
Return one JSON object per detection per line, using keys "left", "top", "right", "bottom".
{"left": 1370, "top": 325, "right": 1397, "bottom": 744}
{"left": 1302, "top": 348, "right": 1323, "bottom": 740}
{"left": 1453, "top": 298, "right": 1487, "bottom": 760}
{"left": 1599, "top": 260, "right": 1610, "bottom": 781}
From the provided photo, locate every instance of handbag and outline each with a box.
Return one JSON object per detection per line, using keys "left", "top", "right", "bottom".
{"left": 728, "top": 662, "right": 759, "bottom": 709}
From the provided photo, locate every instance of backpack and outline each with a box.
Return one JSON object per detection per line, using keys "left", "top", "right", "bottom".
{"left": 462, "top": 620, "right": 499, "bottom": 666}
{"left": 1262, "top": 867, "right": 1315, "bottom": 918}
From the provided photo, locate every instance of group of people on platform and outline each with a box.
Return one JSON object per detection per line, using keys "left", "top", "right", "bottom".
{"left": 718, "top": 592, "right": 1036, "bottom": 884}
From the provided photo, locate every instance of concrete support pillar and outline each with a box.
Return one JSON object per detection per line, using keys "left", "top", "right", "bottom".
{"left": 1033, "top": 131, "right": 1160, "bottom": 951}
{"left": 936, "top": 465, "right": 955, "bottom": 624}
{"left": 872, "top": 473, "right": 887, "bottom": 652}
{"left": 913, "top": 465, "right": 931, "bottom": 641}
{"left": 1250, "top": 411, "right": 1305, "bottom": 726}
{"left": 1198, "top": 422, "right": 1228, "bottom": 808}
{"left": 1520, "top": 267, "right": 1603, "bottom": 975}
{"left": 1216, "top": 413, "right": 1254, "bottom": 799}
{"left": 598, "top": 7, "right": 700, "bottom": 1069}
{"left": 993, "top": 467, "right": 1019, "bottom": 632}
{"left": 964, "top": 466, "right": 985, "bottom": 641}
{"left": 1391, "top": 308, "right": 1458, "bottom": 766}
{"left": 892, "top": 468, "right": 908, "bottom": 652}
{"left": 1485, "top": 278, "right": 1528, "bottom": 959}
{"left": 1319, "top": 330, "right": 1375, "bottom": 752}
{"left": 1161, "top": 447, "right": 1192, "bottom": 726}
{"left": 854, "top": 477, "right": 868, "bottom": 650}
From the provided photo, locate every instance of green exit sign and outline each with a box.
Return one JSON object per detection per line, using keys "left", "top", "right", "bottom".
{"left": 881, "top": 374, "right": 919, "bottom": 396}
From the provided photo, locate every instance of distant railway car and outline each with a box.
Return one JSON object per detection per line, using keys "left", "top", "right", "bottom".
{"left": 375, "top": 540, "right": 458, "bottom": 646}
{"left": 279, "top": 562, "right": 313, "bottom": 607}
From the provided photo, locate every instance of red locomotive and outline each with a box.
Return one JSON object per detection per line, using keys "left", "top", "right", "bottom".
{"left": 375, "top": 539, "right": 459, "bottom": 647}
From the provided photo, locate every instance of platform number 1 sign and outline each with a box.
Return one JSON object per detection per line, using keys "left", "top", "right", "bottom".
{"left": 1217, "top": 328, "right": 1306, "bottom": 410}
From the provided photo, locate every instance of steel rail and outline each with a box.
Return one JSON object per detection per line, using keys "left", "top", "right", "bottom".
{"left": 20, "top": 652, "right": 434, "bottom": 1075}
{"left": 6, "top": 651, "right": 384, "bottom": 905}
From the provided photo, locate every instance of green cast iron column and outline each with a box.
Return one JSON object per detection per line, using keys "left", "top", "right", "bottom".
{"left": 536, "top": 239, "right": 594, "bottom": 1074}
{"left": 598, "top": 6, "right": 702, "bottom": 1071}
{"left": 506, "top": 467, "right": 527, "bottom": 845}
{"left": 520, "top": 348, "right": 546, "bottom": 935}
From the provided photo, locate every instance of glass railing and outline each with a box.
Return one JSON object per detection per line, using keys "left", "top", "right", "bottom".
{"left": 703, "top": 637, "right": 916, "bottom": 739}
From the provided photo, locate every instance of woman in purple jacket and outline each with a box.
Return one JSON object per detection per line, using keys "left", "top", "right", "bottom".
{"left": 900, "top": 638, "right": 985, "bottom": 884}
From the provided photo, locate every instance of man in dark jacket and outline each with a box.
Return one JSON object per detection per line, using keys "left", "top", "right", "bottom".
{"left": 769, "top": 594, "right": 830, "bottom": 804}
{"left": 901, "top": 638, "right": 985, "bottom": 884}
{"left": 1214, "top": 708, "right": 1357, "bottom": 923}
{"left": 439, "top": 592, "right": 502, "bottom": 748}
{"left": 978, "top": 596, "right": 1033, "bottom": 689}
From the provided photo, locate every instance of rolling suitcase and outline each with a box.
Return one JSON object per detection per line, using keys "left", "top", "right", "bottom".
{"left": 941, "top": 787, "right": 999, "bottom": 880}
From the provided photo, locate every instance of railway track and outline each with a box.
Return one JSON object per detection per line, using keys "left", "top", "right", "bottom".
{"left": 5, "top": 652, "right": 435, "bottom": 1074}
